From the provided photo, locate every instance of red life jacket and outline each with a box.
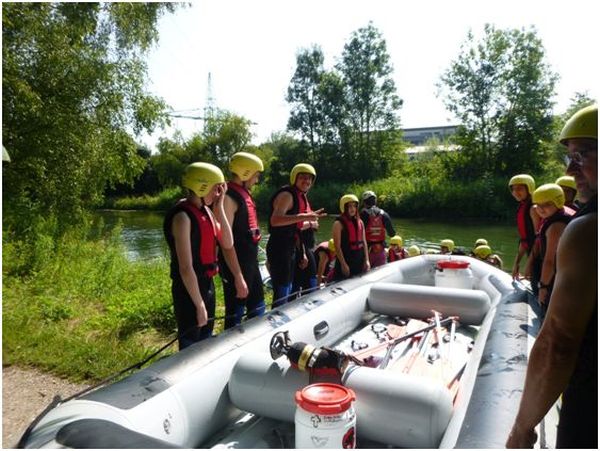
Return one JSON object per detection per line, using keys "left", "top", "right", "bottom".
{"left": 339, "top": 214, "right": 365, "bottom": 251}
{"left": 178, "top": 200, "right": 221, "bottom": 277}
{"left": 227, "top": 181, "right": 261, "bottom": 243}
{"left": 294, "top": 187, "right": 312, "bottom": 231}
{"left": 516, "top": 200, "right": 535, "bottom": 251}
{"left": 365, "top": 213, "right": 386, "bottom": 243}
{"left": 388, "top": 247, "right": 406, "bottom": 262}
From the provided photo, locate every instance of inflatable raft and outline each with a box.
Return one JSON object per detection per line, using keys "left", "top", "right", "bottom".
{"left": 19, "top": 255, "right": 552, "bottom": 448}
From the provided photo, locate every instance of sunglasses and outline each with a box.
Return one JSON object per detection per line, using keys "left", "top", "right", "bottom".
{"left": 564, "top": 149, "right": 596, "bottom": 166}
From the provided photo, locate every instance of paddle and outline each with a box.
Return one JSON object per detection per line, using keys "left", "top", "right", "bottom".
{"left": 379, "top": 319, "right": 428, "bottom": 369}
{"left": 351, "top": 318, "right": 431, "bottom": 363}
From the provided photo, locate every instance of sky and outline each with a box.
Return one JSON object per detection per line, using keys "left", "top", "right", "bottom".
{"left": 140, "top": 0, "right": 599, "bottom": 150}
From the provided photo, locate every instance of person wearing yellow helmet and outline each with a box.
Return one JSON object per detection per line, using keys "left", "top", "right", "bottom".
{"left": 439, "top": 238, "right": 454, "bottom": 255}
{"left": 332, "top": 194, "right": 370, "bottom": 280}
{"left": 360, "top": 190, "right": 397, "bottom": 268}
{"left": 529, "top": 184, "right": 574, "bottom": 313}
{"left": 163, "top": 162, "right": 233, "bottom": 350}
{"left": 555, "top": 175, "right": 579, "bottom": 212}
{"left": 387, "top": 235, "right": 408, "bottom": 262}
{"left": 313, "top": 238, "right": 337, "bottom": 285}
{"left": 506, "top": 105, "right": 597, "bottom": 449}
{"left": 474, "top": 238, "right": 488, "bottom": 247}
{"left": 473, "top": 245, "right": 503, "bottom": 270}
{"left": 218, "top": 152, "right": 265, "bottom": 330}
{"left": 266, "top": 163, "right": 326, "bottom": 307}
{"left": 439, "top": 238, "right": 465, "bottom": 255}
{"left": 562, "top": 104, "right": 597, "bottom": 211}
{"left": 469, "top": 238, "right": 488, "bottom": 257}
{"left": 508, "top": 174, "right": 540, "bottom": 280}
{"left": 406, "top": 245, "right": 421, "bottom": 257}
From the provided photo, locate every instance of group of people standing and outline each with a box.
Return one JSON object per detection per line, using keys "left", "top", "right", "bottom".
{"left": 506, "top": 104, "right": 597, "bottom": 448}
{"left": 162, "top": 153, "right": 401, "bottom": 351}
{"left": 162, "top": 103, "right": 597, "bottom": 450}
{"left": 509, "top": 173, "right": 582, "bottom": 315}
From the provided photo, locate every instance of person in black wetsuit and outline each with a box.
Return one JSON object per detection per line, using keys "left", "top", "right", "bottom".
{"left": 266, "top": 163, "right": 326, "bottom": 307}
{"left": 507, "top": 104, "right": 597, "bottom": 449}
{"left": 163, "top": 163, "right": 233, "bottom": 350}
{"left": 219, "top": 152, "right": 265, "bottom": 330}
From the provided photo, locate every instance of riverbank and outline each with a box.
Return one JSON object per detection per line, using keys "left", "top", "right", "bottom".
{"left": 102, "top": 177, "right": 517, "bottom": 220}
{"left": 2, "top": 365, "right": 89, "bottom": 448}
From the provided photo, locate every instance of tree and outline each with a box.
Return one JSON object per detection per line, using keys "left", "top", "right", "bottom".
{"left": 2, "top": 2, "right": 179, "bottom": 233}
{"left": 438, "top": 24, "right": 558, "bottom": 179}
{"left": 147, "top": 110, "right": 255, "bottom": 190}
{"left": 337, "top": 22, "right": 403, "bottom": 179}
{"left": 202, "top": 110, "right": 254, "bottom": 168}
{"left": 283, "top": 23, "right": 402, "bottom": 183}
{"left": 286, "top": 46, "right": 327, "bottom": 155}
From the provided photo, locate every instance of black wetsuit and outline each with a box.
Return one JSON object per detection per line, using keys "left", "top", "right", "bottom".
{"left": 266, "top": 186, "right": 300, "bottom": 307}
{"left": 332, "top": 214, "right": 366, "bottom": 281}
{"left": 218, "top": 184, "right": 265, "bottom": 329}
{"left": 163, "top": 201, "right": 218, "bottom": 350}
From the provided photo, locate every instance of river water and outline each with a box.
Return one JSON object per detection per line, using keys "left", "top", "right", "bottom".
{"left": 96, "top": 210, "right": 518, "bottom": 272}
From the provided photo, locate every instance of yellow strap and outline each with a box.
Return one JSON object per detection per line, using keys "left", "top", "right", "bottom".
{"left": 298, "top": 345, "right": 315, "bottom": 372}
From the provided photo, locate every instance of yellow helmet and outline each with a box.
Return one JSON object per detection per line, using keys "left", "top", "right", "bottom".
{"left": 339, "top": 194, "right": 359, "bottom": 213}
{"left": 555, "top": 175, "right": 576, "bottom": 191}
{"left": 440, "top": 239, "right": 455, "bottom": 251}
{"left": 229, "top": 152, "right": 264, "bottom": 181}
{"left": 290, "top": 163, "right": 316, "bottom": 185}
{"left": 474, "top": 245, "right": 492, "bottom": 259}
{"left": 408, "top": 245, "right": 421, "bottom": 256}
{"left": 182, "top": 162, "right": 224, "bottom": 197}
{"left": 532, "top": 183, "right": 565, "bottom": 209}
{"left": 559, "top": 104, "right": 598, "bottom": 144}
{"left": 509, "top": 174, "right": 535, "bottom": 195}
{"left": 474, "top": 238, "right": 488, "bottom": 247}
{"left": 390, "top": 235, "right": 403, "bottom": 246}
{"left": 328, "top": 238, "right": 335, "bottom": 253}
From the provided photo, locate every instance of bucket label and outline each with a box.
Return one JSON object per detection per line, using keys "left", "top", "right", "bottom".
{"left": 310, "top": 413, "right": 350, "bottom": 427}
{"left": 342, "top": 427, "right": 356, "bottom": 449}
{"left": 311, "top": 414, "right": 322, "bottom": 428}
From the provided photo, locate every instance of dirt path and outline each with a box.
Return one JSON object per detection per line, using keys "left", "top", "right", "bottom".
{"left": 2, "top": 366, "right": 89, "bottom": 448}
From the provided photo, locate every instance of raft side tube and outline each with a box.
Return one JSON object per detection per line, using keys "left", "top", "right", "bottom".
{"left": 368, "top": 283, "right": 491, "bottom": 325}
{"left": 228, "top": 353, "right": 453, "bottom": 449}
{"left": 55, "top": 419, "right": 183, "bottom": 448}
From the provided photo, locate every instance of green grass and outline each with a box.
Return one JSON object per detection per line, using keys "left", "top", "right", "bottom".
{"left": 2, "top": 225, "right": 240, "bottom": 383}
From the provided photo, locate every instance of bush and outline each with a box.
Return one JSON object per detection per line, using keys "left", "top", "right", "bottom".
{"left": 2, "top": 220, "right": 179, "bottom": 381}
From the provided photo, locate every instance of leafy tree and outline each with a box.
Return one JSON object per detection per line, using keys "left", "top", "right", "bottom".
{"left": 284, "top": 23, "right": 402, "bottom": 183}
{"left": 337, "top": 22, "right": 403, "bottom": 179}
{"left": 147, "top": 110, "right": 255, "bottom": 190}
{"left": 202, "top": 110, "right": 254, "bottom": 167}
{"left": 106, "top": 146, "right": 161, "bottom": 196}
{"left": 2, "top": 2, "right": 178, "bottom": 234}
{"left": 438, "top": 24, "right": 558, "bottom": 179}
{"left": 286, "top": 46, "right": 327, "bottom": 155}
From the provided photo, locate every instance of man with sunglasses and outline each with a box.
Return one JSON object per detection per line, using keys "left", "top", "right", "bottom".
{"left": 507, "top": 105, "right": 597, "bottom": 448}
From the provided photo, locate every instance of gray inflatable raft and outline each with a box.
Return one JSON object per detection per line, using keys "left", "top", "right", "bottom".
{"left": 19, "top": 255, "right": 553, "bottom": 448}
